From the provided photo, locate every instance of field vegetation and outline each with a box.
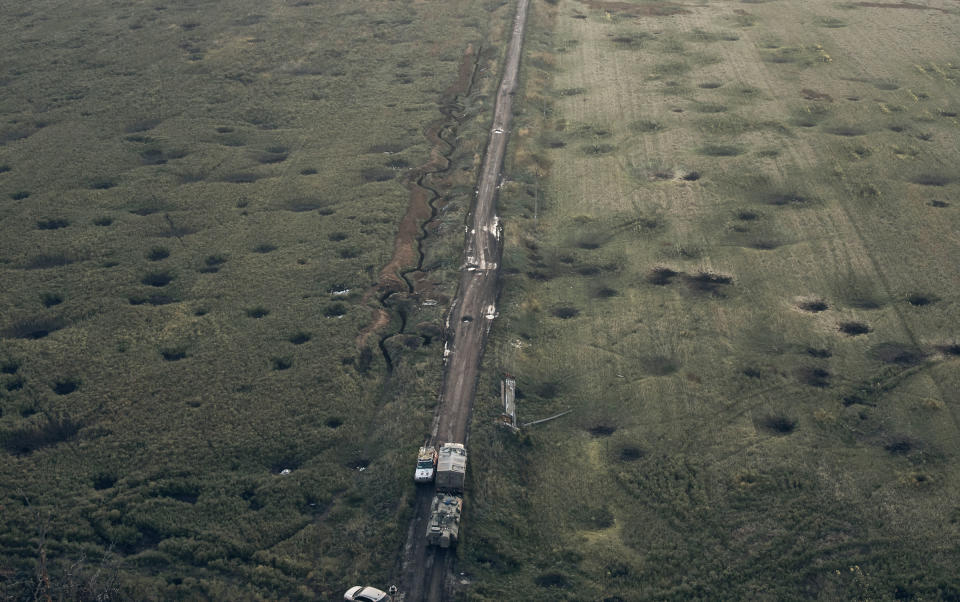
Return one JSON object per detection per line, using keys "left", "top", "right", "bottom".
{"left": 0, "top": 0, "right": 510, "bottom": 598}
{"left": 461, "top": 0, "right": 960, "bottom": 599}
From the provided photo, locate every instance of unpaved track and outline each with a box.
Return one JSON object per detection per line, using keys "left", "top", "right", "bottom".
{"left": 398, "top": 0, "right": 530, "bottom": 599}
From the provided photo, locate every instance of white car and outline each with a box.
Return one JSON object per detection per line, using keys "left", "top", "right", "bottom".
{"left": 344, "top": 586, "right": 392, "bottom": 602}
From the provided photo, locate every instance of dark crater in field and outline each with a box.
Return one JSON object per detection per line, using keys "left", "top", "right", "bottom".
{"left": 2, "top": 317, "right": 67, "bottom": 339}
{"left": 683, "top": 271, "right": 733, "bottom": 295}
{"left": 648, "top": 266, "right": 679, "bottom": 285}
{"left": 588, "top": 425, "right": 617, "bottom": 437}
{"left": 797, "top": 367, "right": 830, "bottom": 387}
{"left": 758, "top": 414, "right": 796, "bottom": 435}
{"left": 535, "top": 573, "right": 572, "bottom": 589}
{"left": 806, "top": 347, "right": 832, "bottom": 358}
{"left": 253, "top": 243, "right": 277, "bottom": 253}
{"left": 937, "top": 343, "right": 960, "bottom": 356}
{"left": 21, "top": 253, "right": 79, "bottom": 270}
{"left": 289, "top": 332, "right": 312, "bottom": 345}
{"left": 884, "top": 435, "right": 918, "bottom": 455}
{"left": 325, "top": 417, "right": 343, "bottom": 429}
{"left": 52, "top": 379, "right": 80, "bottom": 395}
{"left": 246, "top": 307, "right": 270, "bottom": 318}
{"left": 1, "top": 415, "right": 81, "bottom": 455}
{"left": 141, "top": 271, "right": 173, "bottom": 287}
{"left": 324, "top": 303, "right": 347, "bottom": 318}
{"left": 643, "top": 355, "right": 679, "bottom": 376}
{"left": 907, "top": 293, "right": 935, "bottom": 306}
{"left": 146, "top": 247, "right": 170, "bottom": 261}
{"left": 161, "top": 348, "right": 187, "bottom": 362}
{"left": 36, "top": 218, "right": 69, "bottom": 230}
{"left": 798, "top": 299, "right": 828, "bottom": 312}
{"left": 618, "top": 446, "right": 646, "bottom": 462}
{"left": 912, "top": 174, "right": 951, "bottom": 186}
{"left": 223, "top": 172, "right": 260, "bottom": 184}
{"left": 869, "top": 342, "right": 926, "bottom": 366}
{"left": 839, "top": 321, "right": 870, "bottom": 336}
{"left": 92, "top": 472, "right": 117, "bottom": 490}
{"left": 41, "top": 292, "right": 63, "bottom": 308}
{"left": 284, "top": 199, "right": 329, "bottom": 212}
{"left": 271, "top": 357, "right": 292, "bottom": 371}
{"left": 129, "top": 294, "right": 177, "bottom": 306}
{"left": 552, "top": 306, "right": 580, "bottom": 319}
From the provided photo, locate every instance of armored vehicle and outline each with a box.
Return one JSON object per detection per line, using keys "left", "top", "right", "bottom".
{"left": 414, "top": 446, "right": 438, "bottom": 483}
{"left": 426, "top": 493, "right": 462, "bottom": 548}
{"left": 435, "top": 443, "right": 466, "bottom": 493}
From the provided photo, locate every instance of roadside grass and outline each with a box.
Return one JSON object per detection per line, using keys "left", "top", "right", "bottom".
{"left": 0, "top": 0, "right": 506, "bottom": 598}
{"left": 460, "top": 0, "right": 960, "bottom": 599}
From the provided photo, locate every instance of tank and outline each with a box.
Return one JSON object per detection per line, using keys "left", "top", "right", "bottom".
{"left": 414, "top": 446, "right": 437, "bottom": 483}
{"left": 426, "top": 493, "right": 462, "bottom": 548}
{"left": 435, "top": 443, "right": 466, "bottom": 493}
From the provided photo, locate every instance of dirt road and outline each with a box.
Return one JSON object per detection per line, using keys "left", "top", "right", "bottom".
{"left": 398, "top": 0, "right": 530, "bottom": 598}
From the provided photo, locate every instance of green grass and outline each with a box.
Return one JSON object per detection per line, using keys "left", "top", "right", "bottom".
{"left": 458, "top": 0, "right": 960, "bottom": 599}
{"left": 0, "top": 0, "right": 506, "bottom": 598}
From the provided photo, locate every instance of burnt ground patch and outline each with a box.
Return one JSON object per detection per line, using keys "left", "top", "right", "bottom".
{"left": 161, "top": 348, "right": 187, "bottom": 361}
{"left": 839, "top": 321, "right": 870, "bottom": 336}
{"left": 869, "top": 342, "right": 926, "bottom": 366}
{"left": 325, "top": 417, "right": 343, "bottom": 429}
{"left": 758, "top": 414, "right": 796, "bottom": 435}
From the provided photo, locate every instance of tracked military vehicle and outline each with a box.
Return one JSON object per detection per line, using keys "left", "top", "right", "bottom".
{"left": 426, "top": 493, "right": 462, "bottom": 548}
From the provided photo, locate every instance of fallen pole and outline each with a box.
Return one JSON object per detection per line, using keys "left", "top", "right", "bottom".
{"left": 522, "top": 410, "right": 572, "bottom": 428}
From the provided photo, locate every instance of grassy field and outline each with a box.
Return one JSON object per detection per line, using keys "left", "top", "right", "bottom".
{"left": 461, "top": 0, "right": 960, "bottom": 599}
{"left": 0, "top": 0, "right": 510, "bottom": 598}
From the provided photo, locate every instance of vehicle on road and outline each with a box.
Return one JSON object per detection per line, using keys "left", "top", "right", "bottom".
{"left": 344, "top": 585, "right": 392, "bottom": 601}
{"left": 435, "top": 443, "right": 467, "bottom": 493}
{"left": 426, "top": 493, "right": 462, "bottom": 548}
{"left": 414, "top": 446, "right": 438, "bottom": 483}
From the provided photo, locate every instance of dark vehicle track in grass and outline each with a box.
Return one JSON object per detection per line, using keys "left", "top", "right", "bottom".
{"left": 397, "top": 0, "right": 530, "bottom": 598}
